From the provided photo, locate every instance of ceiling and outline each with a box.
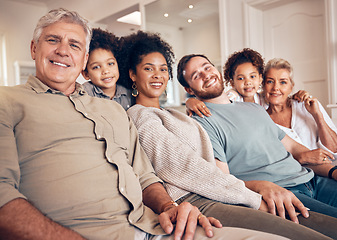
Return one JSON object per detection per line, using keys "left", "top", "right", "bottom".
{"left": 8, "top": 0, "right": 297, "bottom": 37}
{"left": 8, "top": 0, "right": 219, "bottom": 35}
{"left": 145, "top": 0, "right": 218, "bottom": 29}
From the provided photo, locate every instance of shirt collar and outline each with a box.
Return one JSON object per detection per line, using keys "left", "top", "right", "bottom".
{"left": 114, "top": 84, "right": 128, "bottom": 99}
{"left": 27, "top": 75, "right": 85, "bottom": 96}
{"left": 87, "top": 81, "right": 128, "bottom": 99}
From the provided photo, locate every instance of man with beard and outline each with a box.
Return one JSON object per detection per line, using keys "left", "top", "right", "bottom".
{"left": 177, "top": 54, "right": 337, "bottom": 229}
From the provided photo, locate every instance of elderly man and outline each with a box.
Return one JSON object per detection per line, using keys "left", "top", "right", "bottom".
{"left": 177, "top": 54, "right": 337, "bottom": 238}
{"left": 0, "top": 8, "right": 288, "bottom": 240}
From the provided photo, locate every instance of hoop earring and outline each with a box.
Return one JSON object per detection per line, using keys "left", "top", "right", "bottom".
{"left": 132, "top": 82, "right": 138, "bottom": 97}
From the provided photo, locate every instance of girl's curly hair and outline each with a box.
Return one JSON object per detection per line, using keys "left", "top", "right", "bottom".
{"left": 83, "top": 28, "right": 120, "bottom": 73}
{"left": 223, "top": 48, "right": 264, "bottom": 87}
{"left": 118, "top": 31, "right": 175, "bottom": 89}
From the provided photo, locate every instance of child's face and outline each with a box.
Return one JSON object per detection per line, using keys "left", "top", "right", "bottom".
{"left": 232, "top": 62, "right": 262, "bottom": 101}
{"left": 84, "top": 48, "right": 119, "bottom": 91}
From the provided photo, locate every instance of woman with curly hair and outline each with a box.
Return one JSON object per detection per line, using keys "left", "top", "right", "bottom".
{"left": 118, "top": 31, "right": 174, "bottom": 103}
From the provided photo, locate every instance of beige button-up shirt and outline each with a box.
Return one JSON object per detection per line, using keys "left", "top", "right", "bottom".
{"left": 0, "top": 75, "right": 165, "bottom": 239}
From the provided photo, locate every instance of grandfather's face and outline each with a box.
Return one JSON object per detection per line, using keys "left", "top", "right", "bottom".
{"left": 183, "top": 56, "right": 224, "bottom": 100}
{"left": 30, "top": 21, "right": 88, "bottom": 95}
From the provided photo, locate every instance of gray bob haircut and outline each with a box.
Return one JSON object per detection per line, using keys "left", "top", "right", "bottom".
{"left": 33, "top": 8, "right": 92, "bottom": 53}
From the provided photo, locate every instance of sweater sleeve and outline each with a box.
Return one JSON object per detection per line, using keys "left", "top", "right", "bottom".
{"left": 128, "top": 106, "right": 261, "bottom": 209}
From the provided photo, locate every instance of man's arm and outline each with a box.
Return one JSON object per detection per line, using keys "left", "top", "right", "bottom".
{"left": 306, "top": 164, "right": 337, "bottom": 181}
{"left": 142, "top": 182, "right": 222, "bottom": 240}
{"left": 281, "top": 134, "right": 333, "bottom": 165}
{"left": 281, "top": 134, "right": 336, "bottom": 179}
{"left": 215, "top": 159, "right": 229, "bottom": 174}
{"left": 0, "top": 198, "right": 85, "bottom": 240}
{"left": 215, "top": 158, "right": 309, "bottom": 223}
{"left": 244, "top": 180, "right": 309, "bottom": 223}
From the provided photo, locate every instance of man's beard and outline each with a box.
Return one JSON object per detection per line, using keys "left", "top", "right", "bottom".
{"left": 191, "top": 80, "right": 225, "bottom": 100}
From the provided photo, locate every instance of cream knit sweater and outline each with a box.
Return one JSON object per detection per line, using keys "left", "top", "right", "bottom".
{"left": 127, "top": 104, "right": 261, "bottom": 209}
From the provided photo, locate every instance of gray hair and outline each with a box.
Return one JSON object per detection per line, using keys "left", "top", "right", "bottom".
{"left": 264, "top": 58, "right": 294, "bottom": 86}
{"left": 33, "top": 8, "right": 92, "bottom": 53}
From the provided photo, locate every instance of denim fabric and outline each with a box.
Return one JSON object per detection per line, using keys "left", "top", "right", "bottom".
{"left": 287, "top": 175, "right": 337, "bottom": 218}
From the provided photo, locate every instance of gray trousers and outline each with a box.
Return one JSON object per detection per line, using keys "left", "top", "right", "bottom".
{"left": 177, "top": 193, "right": 335, "bottom": 240}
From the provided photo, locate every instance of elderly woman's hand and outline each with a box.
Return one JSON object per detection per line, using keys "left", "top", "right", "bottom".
{"left": 297, "top": 148, "right": 334, "bottom": 165}
{"left": 304, "top": 96, "right": 322, "bottom": 119}
{"left": 293, "top": 91, "right": 323, "bottom": 122}
{"left": 292, "top": 90, "right": 310, "bottom": 102}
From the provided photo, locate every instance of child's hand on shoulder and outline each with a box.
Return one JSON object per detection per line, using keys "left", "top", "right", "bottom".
{"left": 185, "top": 98, "right": 211, "bottom": 118}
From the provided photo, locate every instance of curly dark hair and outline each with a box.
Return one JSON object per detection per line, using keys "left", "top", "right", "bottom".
{"left": 223, "top": 48, "right": 264, "bottom": 87}
{"left": 83, "top": 28, "right": 120, "bottom": 73}
{"left": 118, "top": 30, "right": 175, "bottom": 89}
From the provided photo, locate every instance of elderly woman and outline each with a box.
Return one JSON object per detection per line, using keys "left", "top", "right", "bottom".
{"left": 263, "top": 58, "right": 337, "bottom": 166}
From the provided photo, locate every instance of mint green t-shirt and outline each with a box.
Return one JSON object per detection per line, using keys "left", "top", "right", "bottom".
{"left": 194, "top": 102, "right": 313, "bottom": 188}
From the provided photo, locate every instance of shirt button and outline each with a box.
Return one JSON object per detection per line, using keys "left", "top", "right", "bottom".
{"left": 120, "top": 187, "right": 125, "bottom": 192}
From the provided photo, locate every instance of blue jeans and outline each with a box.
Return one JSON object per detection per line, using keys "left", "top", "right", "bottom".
{"left": 286, "top": 175, "right": 337, "bottom": 218}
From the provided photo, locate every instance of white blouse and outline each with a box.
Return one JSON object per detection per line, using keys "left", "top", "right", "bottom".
{"left": 276, "top": 99, "right": 337, "bottom": 164}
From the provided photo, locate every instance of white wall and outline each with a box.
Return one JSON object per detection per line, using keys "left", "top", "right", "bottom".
{"left": 221, "top": 0, "right": 246, "bottom": 58}
{"left": 182, "top": 17, "right": 221, "bottom": 64}
{"left": 0, "top": 0, "right": 47, "bottom": 85}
